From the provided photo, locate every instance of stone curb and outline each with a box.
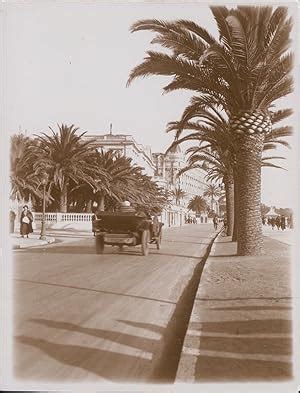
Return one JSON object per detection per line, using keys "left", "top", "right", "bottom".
{"left": 175, "top": 231, "right": 223, "bottom": 382}
{"left": 12, "top": 237, "right": 56, "bottom": 250}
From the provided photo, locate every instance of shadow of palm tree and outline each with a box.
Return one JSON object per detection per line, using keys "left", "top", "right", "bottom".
{"left": 29, "top": 319, "right": 160, "bottom": 352}
{"left": 204, "top": 305, "right": 292, "bottom": 311}
{"left": 15, "top": 335, "right": 150, "bottom": 382}
{"left": 188, "top": 318, "right": 292, "bottom": 381}
{"left": 117, "top": 319, "right": 165, "bottom": 335}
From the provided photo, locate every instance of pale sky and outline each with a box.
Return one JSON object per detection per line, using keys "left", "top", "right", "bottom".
{"left": 3, "top": 1, "right": 298, "bottom": 208}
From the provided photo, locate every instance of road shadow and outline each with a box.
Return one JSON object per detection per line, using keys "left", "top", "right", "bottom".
{"left": 204, "top": 305, "right": 292, "bottom": 311}
{"left": 15, "top": 318, "right": 169, "bottom": 382}
{"left": 15, "top": 335, "right": 150, "bottom": 382}
{"left": 163, "top": 240, "right": 211, "bottom": 245}
{"left": 196, "top": 296, "right": 292, "bottom": 302}
{"left": 19, "top": 244, "right": 96, "bottom": 255}
{"left": 15, "top": 256, "right": 211, "bottom": 384}
{"left": 15, "top": 279, "right": 175, "bottom": 305}
{"left": 151, "top": 252, "right": 201, "bottom": 260}
{"left": 210, "top": 254, "right": 238, "bottom": 258}
{"left": 117, "top": 319, "right": 165, "bottom": 335}
{"left": 29, "top": 319, "right": 160, "bottom": 353}
{"left": 189, "top": 317, "right": 292, "bottom": 381}
{"left": 117, "top": 249, "right": 203, "bottom": 260}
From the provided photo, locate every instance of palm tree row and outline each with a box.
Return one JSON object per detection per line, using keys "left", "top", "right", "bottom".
{"left": 187, "top": 195, "right": 208, "bottom": 215}
{"left": 10, "top": 124, "right": 169, "bottom": 215}
{"left": 165, "top": 103, "right": 291, "bottom": 240}
{"left": 127, "top": 6, "right": 293, "bottom": 255}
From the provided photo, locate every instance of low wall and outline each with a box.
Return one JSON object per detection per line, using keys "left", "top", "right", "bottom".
{"left": 30, "top": 211, "right": 199, "bottom": 231}
{"left": 32, "top": 212, "right": 94, "bottom": 231}
{"left": 12, "top": 211, "right": 209, "bottom": 233}
{"left": 33, "top": 212, "right": 94, "bottom": 223}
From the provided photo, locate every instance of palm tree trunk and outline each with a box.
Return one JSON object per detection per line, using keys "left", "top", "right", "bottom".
{"left": 98, "top": 194, "right": 105, "bottom": 211}
{"left": 59, "top": 184, "right": 68, "bottom": 213}
{"left": 224, "top": 174, "right": 234, "bottom": 237}
{"left": 86, "top": 200, "right": 92, "bottom": 213}
{"left": 232, "top": 168, "right": 239, "bottom": 242}
{"left": 236, "top": 134, "right": 264, "bottom": 256}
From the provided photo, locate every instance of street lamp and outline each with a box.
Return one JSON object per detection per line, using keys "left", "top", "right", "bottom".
{"left": 39, "top": 173, "right": 48, "bottom": 240}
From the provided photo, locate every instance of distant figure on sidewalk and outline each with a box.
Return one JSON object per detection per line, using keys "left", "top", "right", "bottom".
{"left": 275, "top": 216, "right": 281, "bottom": 230}
{"left": 20, "top": 205, "right": 33, "bottom": 238}
{"left": 280, "top": 216, "right": 286, "bottom": 231}
{"left": 270, "top": 217, "right": 276, "bottom": 230}
{"left": 262, "top": 216, "right": 266, "bottom": 225}
{"left": 91, "top": 209, "right": 97, "bottom": 236}
{"left": 213, "top": 216, "right": 218, "bottom": 230}
{"left": 9, "top": 209, "right": 16, "bottom": 233}
{"left": 287, "top": 215, "right": 293, "bottom": 229}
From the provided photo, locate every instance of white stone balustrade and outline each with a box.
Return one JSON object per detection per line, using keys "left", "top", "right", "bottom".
{"left": 33, "top": 212, "right": 94, "bottom": 223}
{"left": 31, "top": 210, "right": 205, "bottom": 229}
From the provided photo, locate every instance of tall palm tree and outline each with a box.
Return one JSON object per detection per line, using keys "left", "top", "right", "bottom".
{"left": 127, "top": 6, "right": 293, "bottom": 255}
{"left": 166, "top": 104, "right": 236, "bottom": 236}
{"left": 166, "top": 104, "right": 292, "bottom": 239}
{"left": 10, "top": 134, "right": 43, "bottom": 203}
{"left": 93, "top": 150, "right": 143, "bottom": 211}
{"left": 203, "top": 183, "right": 222, "bottom": 213}
{"left": 188, "top": 195, "right": 208, "bottom": 214}
{"left": 171, "top": 187, "right": 186, "bottom": 205}
{"left": 130, "top": 171, "right": 170, "bottom": 215}
{"left": 32, "top": 124, "right": 102, "bottom": 213}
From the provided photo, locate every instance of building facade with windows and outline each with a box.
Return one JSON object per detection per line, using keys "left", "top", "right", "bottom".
{"left": 83, "top": 131, "right": 208, "bottom": 226}
{"left": 84, "top": 133, "right": 156, "bottom": 177}
{"left": 153, "top": 145, "right": 207, "bottom": 209}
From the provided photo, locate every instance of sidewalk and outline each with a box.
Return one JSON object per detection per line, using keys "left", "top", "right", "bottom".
{"left": 176, "top": 234, "right": 292, "bottom": 382}
{"left": 263, "top": 226, "right": 294, "bottom": 246}
{"left": 11, "top": 233, "right": 56, "bottom": 249}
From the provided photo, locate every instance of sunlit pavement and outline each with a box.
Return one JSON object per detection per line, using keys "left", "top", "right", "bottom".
{"left": 177, "top": 235, "right": 292, "bottom": 382}
{"left": 262, "top": 226, "right": 294, "bottom": 245}
{"left": 13, "top": 223, "right": 216, "bottom": 383}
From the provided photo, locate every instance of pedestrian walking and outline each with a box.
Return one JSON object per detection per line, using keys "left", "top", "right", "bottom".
{"left": 270, "top": 217, "right": 276, "bottom": 230}
{"left": 92, "top": 211, "right": 96, "bottom": 236}
{"left": 275, "top": 216, "right": 281, "bottom": 230}
{"left": 287, "top": 215, "right": 293, "bottom": 229}
{"left": 20, "top": 205, "right": 34, "bottom": 238}
{"left": 280, "top": 216, "right": 286, "bottom": 231}
{"left": 9, "top": 209, "right": 16, "bottom": 233}
{"left": 213, "top": 216, "right": 218, "bottom": 230}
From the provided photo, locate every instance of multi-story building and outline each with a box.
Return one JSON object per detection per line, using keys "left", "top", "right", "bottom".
{"left": 84, "top": 131, "right": 156, "bottom": 177}
{"left": 83, "top": 130, "right": 208, "bottom": 226}
{"left": 153, "top": 145, "right": 207, "bottom": 208}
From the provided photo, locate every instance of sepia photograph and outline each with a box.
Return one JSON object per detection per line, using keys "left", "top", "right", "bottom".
{"left": 0, "top": 0, "right": 299, "bottom": 391}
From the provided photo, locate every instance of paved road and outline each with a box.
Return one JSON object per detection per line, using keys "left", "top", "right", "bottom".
{"left": 13, "top": 224, "right": 215, "bottom": 383}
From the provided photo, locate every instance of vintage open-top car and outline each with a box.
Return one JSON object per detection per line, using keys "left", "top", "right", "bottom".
{"left": 92, "top": 211, "right": 163, "bottom": 256}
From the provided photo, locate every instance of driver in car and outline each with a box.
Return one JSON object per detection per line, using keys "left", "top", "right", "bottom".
{"left": 117, "top": 201, "right": 136, "bottom": 213}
